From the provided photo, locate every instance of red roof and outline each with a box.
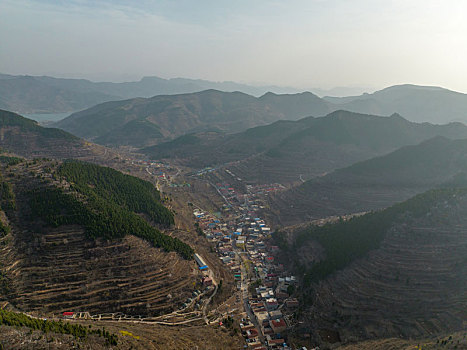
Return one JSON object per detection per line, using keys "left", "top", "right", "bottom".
{"left": 247, "top": 328, "right": 259, "bottom": 338}
{"left": 62, "top": 312, "right": 74, "bottom": 316}
{"left": 271, "top": 318, "right": 286, "bottom": 327}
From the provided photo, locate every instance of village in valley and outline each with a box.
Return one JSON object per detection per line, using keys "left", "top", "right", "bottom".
{"left": 138, "top": 159, "right": 302, "bottom": 349}
{"left": 190, "top": 174, "right": 301, "bottom": 350}
{"left": 45, "top": 157, "right": 308, "bottom": 349}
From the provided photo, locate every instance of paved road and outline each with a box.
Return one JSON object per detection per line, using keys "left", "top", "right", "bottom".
{"left": 203, "top": 285, "right": 218, "bottom": 324}
{"left": 238, "top": 252, "right": 265, "bottom": 345}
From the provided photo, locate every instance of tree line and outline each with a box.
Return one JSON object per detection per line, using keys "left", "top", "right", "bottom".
{"left": 28, "top": 186, "right": 193, "bottom": 259}
{"left": 294, "top": 188, "right": 467, "bottom": 285}
{"left": 0, "top": 156, "right": 23, "bottom": 166}
{"left": 0, "top": 309, "right": 118, "bottom": 345}
{"left": 56, "top": 160, "right": 174, "bottom": 226}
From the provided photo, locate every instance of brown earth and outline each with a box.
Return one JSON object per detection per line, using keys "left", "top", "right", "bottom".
{"left": 0, "top": 160, "right": 197, "bottom": 317}
{"left": 293, "top": 193, "right": 467, "bottom": 345}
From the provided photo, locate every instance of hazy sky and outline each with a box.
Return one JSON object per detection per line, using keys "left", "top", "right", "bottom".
{"left": 1, "top": 0, "right": 467, "bottom": 91}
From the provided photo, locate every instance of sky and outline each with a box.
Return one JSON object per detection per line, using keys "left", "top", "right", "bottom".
{"left": 1, "top": 0, "right": 467, "bottom": 92}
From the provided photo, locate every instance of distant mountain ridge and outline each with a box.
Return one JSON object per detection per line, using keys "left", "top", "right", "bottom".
{"left": 270, "top": 136, "right": 467, "bottom": 225}
{"left": 0, "top": 109, "right": 101, "bottom": 160}
{"left": 324, "top": 84, "right": 467, "bottom": 124}
{"left": 0, "top": 73, "right": 302, "bottom": 114}
{"left": 4, "top": 72, "right": 467, "bottom": 127}
{"left": 143, "top": 110, "right": 467, "bottom": 184}
{"left": 51, "top": 84, "right": 467, "bottom": 150}
{"left": 54, "top": 89, "right": 331, "bottom": 147}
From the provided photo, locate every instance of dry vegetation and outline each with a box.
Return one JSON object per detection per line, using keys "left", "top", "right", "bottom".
{"left": 292, "top": 192, "right": 467, "bottom": 345}
{"left": 0, "top": 160, "right": 197, "bottom": 317}
{"left": 0, "top": 320, "right": 245, "bottom": 350}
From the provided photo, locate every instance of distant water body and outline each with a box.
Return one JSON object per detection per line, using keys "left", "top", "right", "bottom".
{"left": 23, "top": 112, "right": 71, "bottom": 124}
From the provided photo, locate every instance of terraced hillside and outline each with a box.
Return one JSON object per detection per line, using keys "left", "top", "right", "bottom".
{"left": 0, "top": 109, "right": 101, "bottom": 159}
{"left": 270, "top": 136, "right": 467, "bottom": 225}
{"left": 335, "top": 331, "right": 467, "bottom": 350}
{"left": 144, "top": 111, "right": 467, "bottom": 185}
{"left": 281, "top": 189, "right": 467, "bottom": 345}
{"left": 0, "top": 159, "right": 197, "bottom": 317}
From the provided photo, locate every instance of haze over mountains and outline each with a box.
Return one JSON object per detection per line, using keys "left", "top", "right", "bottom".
{"left": 0, "top": 73, "right": 302, "bottom": 114}
{"left": 50, "top": 84, "right": 467, "bottom": 152}
{"left": 54, "top": 90, "right": 330, "bottom": 147}
{"left": 270, "top": 136, "right": 467, "bottom": 225}
{"left": 3, "top": 94, "right": 467, "bottom": 349}
{"left": 0, "top": 109, "right": 97, "bottom": 159}
{"left": 4, "top": 72, "right": 467, "bottom": 128}
{"left": 4, "top": 0, "right": 467, "bottom": 347}
{"left": 143, "top": 110, "right": 467, "bottom": 184}
{"left": 324, "top": 84, "right": 467, "bottom": 124}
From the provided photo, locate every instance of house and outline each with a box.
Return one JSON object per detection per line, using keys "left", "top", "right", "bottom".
{"left": 270, "top": 318, "right": 287, "bottom": 334}
{"left": 246, "top": 328, "right": 259, "bottom": 339}
{"left": 220, "top": 256, "right": 232, "bottom": 264}
{"left": 235, "top": 239, "right": 245, "bottom": 248}
{"left": 240, "top": 323, "right": 256, "bottom": 332}
{"left": 265, "top": 298, "right": 279, "bottom": 311}
{"left": 194, "top": 253, "right": 208, "bottom": 270}
{"left": 62, "top": 312, "right": 74, "bottom": 319}
{"left": 269, "top": 310, "right": 283, "bottom": 320}
{"left": 254, "top": 311, "right": 269, "bottom": 329}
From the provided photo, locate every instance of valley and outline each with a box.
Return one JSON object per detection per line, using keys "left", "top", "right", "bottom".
{"left": 1, "top": 95, "right": 467, "bottom": 350}
{"left": 5, "top": 2, "right": 467, "bottom": 349}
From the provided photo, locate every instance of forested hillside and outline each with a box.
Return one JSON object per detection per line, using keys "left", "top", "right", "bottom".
{"left": 0, "top": 159, "right": 197, "bottom": 317}
{"left": 56, "top": 160, "right": 174, "bottom": 226}
{"left": 0, "top": 109, "right": 99, "bottom": 159}
{"left": 270, "top": 136, "right": 467, "bottom": 224}
{"left": 280, "top": 188, "right": 467, "bottom": 342}
{"left": 145, "top": 110, "right": 467, "bottom": 185}
{"left": 0, "top": 309, "right": 118, "bottom": 345}
{"left": 54, "top": 89, "right": 330, "bottom": 147}
{"left": 279, "top": 188, "right": 467, "bottom": 283}
{"left": 28, "top": 160, "right": 192, "bottom": 258}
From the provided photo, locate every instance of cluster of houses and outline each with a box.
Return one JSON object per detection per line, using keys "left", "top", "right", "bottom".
{"left": 247, "top": 277, "right": 299, "bottom": 349}
{"left": 192, "top": 181, "right": 300, "bottom": 349}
